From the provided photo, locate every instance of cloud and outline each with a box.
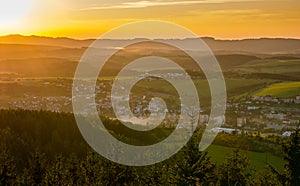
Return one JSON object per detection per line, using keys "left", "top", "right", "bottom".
{"left": 77, "top": 0, "right": 261, "bottom": 11}
{"left": 78, "top": 1, "right": 201, "bottom": 10}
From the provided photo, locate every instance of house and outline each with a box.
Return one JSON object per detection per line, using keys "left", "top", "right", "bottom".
{"left": 263, "top": 96, "right": 274, "bottom": 102}
{"left": 266, "top": 123, "right": 284, "bottom": 130}
{"left": 247, "top": 106, "right": 259, "bottom": 110}
{"left": 262, "top": 96, "right": 279, "bottom": 103}
{"left": 252, "top": 96, "right": 261, "bottom": 101}
{"left": 294, "top": 99, "right": 300, "bottom": 104}
{"left": 288, "top": 119, "right": 299, "bottom": 124}
{"left": 210, "top": 127, "right": 239, "bottom": 134}
{"left": 237, "top": 117, "right": 247, "bottom": 127}
{"left": 282, "top": 131, "right": 292, "bottom": 137}
{"left": 266, "top": 113, "right": 285, "bottom": 120}
{"left": 283, "top": 98, "right": 294, "bottom": 103}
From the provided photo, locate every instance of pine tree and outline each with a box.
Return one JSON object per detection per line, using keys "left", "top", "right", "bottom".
{"left": 172, "top": 136, "right": 216, "bottom": 185}
{"left": 100, "top": 158, "right": 136, "bottom": 186}
{"left": 0, "top": 147, "right": 17, "bottom": 186}
{"left": 44, "top": 155, "right": 67, "bottom": 185}
{"left": 218, "top": 149, "right": 252, "bottom": 186}
{"left": 283, "top": 128, "right": 300, "bottom": 186}
{"left": 21, "top": 151, "right": 47, "bottom": 185}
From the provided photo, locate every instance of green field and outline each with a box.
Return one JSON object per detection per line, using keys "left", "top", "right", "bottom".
{"left": 135, "top": 78, "right": 276, "bottom": 97}
{"left": 254, "top": 81, "right": 300, "bottom": 98}
{"left": 233, "top": 59, "right": 300, "bottom": 80}
{"left": 206, "top": 145, "right": 285, "bottom": 171}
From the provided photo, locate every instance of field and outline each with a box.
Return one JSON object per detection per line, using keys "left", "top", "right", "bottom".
{"left": 254, "top": 81, "right": 300, "bottom": 98}
{"left": 135, "top": 78, "right": 276, "bottom": 97}
{"left": 206, "top": 144, "right": 285, "bottom": 171}
{"left": 232, "top": 59, "right": 300, "bottom": 80}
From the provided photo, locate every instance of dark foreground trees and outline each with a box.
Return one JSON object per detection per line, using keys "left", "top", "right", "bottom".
{"left": 284, "top": 129, "right": 300, "bottom": 186}
{"left": 0, "top": 109, "right": 298, "bottom": 185}
{"left": 218, "top": 149, "right": 252, "bottom": 186}
{"left": 265, "top": 128, "right": 300, "bottom": 186}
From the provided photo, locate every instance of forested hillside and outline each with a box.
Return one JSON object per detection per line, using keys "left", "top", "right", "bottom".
{"left": 0, "top": 109, "right": 299, "bottom": 185}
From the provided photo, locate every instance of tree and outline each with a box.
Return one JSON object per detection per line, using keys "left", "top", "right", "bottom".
{"left": 64, "top": 154, "right": 86, "bottom": 185}
{"left": 0, "top": 147, "right": 17, "bottom": 186}
{"left": 21, "top": 151, "right": 47, "bottom": 185}
{"left": 134, "top": 164, "right": 167, "bottom": 185}
{"left": 44, "top": 155, "right": 67, "bottom": 185}
{"left": 81, "top": 151, "right": 102, "bottom": 185}
{"left": 283, "top": 128, "right": 300, "bottom": 186}
{"left": 100, "top": 158, "right": 136, "bottom": 185}
{"left": 172, "top": 136, "right": 216, "bottom": 185}
{"left": 218, "top": 149, "right": 252, "bottom": 186}
{"left": 255, "top": 168, "right": 283, "bottom": 186}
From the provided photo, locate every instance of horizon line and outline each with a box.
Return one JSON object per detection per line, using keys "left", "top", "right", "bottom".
{"left": 1, "top": 34, "right": 300, "bottom": 41}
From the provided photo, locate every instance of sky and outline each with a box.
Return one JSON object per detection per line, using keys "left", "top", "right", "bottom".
{"left": 0, "top": 0, "right": 300, "bottom": 39}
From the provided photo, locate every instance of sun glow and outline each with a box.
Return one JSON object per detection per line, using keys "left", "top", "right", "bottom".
{"left": 0, "top": 0, "right": 299, "bottom": 39}
{"left": 0, "top": 0, "right": 33, "bottom": 26}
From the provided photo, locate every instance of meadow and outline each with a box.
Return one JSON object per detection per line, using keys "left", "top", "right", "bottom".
{"left": 206, "top": 144, "right": 285, "bottom": 171}
{"left": 254, "top": 81, "right": 300, "bottom": 98}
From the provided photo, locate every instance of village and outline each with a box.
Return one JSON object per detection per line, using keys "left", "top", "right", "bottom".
{"left": 6, "top": 79, "right": 300, "bottom": 137}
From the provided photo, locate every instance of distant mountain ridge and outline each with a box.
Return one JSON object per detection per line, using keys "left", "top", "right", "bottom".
{"left": 0, "top": 34, "right": 94, "bottom": 48}
{"left": 1, "top": 34, "right": 300, "bottom": 55}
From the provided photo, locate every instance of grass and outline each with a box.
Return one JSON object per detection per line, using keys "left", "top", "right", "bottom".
{"left": 135, "top": 78, "right": 275, "bottom": 96}
{"left": 254, "top": 81, "right": 300, "bottom": 98}
{"left": 234, "top": 59, "right": 300, "bottom": 77}
{"left": 206, "top": 144, "right": 285, "bottom": 171}
{"left": 224, "top": 79, "right": 275, "bottom": 97}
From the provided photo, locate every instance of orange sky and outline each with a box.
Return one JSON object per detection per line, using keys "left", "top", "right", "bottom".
{"left": 0, "top": 0, "right": 300, "bottom": 39}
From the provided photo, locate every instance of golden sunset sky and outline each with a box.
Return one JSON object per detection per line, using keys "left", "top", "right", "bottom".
{"left": 0, "top": 0, "right": 299, "bottom": 39}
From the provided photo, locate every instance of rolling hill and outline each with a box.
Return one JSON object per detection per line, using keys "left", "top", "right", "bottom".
{"left": 1, "top": 34, "right": 300, "bottom": 55}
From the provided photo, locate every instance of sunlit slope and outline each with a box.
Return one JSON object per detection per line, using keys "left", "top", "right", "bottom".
{"left": 255, "top": 82, "right": 300, "bottom": 98}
